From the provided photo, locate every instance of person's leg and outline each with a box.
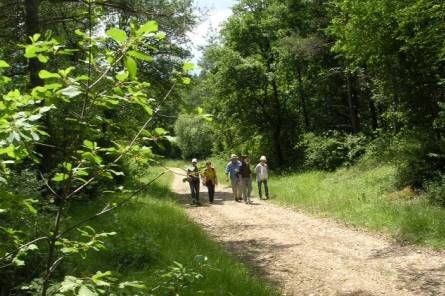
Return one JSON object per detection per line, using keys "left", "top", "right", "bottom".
{"left": 247, "top": 176, "right": 252, "bottom": 198}
{"left": 264, "top": 180, "right": 269, "bottom": 199}
{"left": 240, "top": 178, "right": 247, "bottom": 202}
{"left": 230, "top": 179, "right": 237, "bottom": 200}
{"left": 196, "top": 182, "right": 200, "bottom": 204}
{"left": 208, "top": 184, "right": 215, "bottom": 203}
{"left": 258, "top": 181, "right": 262, "bottom": 199}
{"left": 189, "top": 182, "right": 196, "bottom": 204}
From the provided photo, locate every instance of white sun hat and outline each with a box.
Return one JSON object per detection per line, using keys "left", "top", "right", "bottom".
{"left": 260, "top": 155, "right": 267, "bottom": 161}
{"left": 192, "top": 158, "right": 198, "bottom": 163}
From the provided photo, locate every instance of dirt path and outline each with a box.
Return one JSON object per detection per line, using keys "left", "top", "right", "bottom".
{"left": 171, "top": 169, "right": 445, "bottom": 296}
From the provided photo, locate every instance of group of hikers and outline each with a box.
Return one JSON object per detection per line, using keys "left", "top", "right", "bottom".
{"left": 185, "top": 154, "right": 269, "bottom": 206}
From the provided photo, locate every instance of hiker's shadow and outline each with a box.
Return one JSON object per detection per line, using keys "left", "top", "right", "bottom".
{"left": 176, "top": 190, "right": 235, "bottom": 207}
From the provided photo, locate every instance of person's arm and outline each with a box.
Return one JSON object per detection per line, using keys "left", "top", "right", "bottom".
{"left": 225, "top": 163, "right": 230, "bottom": 181}
{"left": 214, "top": 168, "right": 218, "bottom": 185}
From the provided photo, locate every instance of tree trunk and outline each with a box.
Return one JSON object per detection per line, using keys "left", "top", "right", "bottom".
{"left": 346, "top": 71, "right": 359, "bottom": 133}
{"left": 368, "top": 97, "right": 378, "bottom": 130}
{"left": 25, "top": 0, "right": 42, "bottom": 88}
{"left": 297, "top": 65, "right": 309, "bottom": 129}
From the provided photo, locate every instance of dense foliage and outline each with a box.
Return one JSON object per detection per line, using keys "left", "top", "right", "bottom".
{"left": 198, "top": 0, "right": 445, "bottom": 193}
{"left": 0, "top": 1, "right": 196, "bottom": 295}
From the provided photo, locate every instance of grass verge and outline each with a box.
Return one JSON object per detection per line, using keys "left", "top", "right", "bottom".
{"left": 269, "top": 162, "right": 445, "bottom": 249}
{"left": 65, "top": 167, "right": 278, "bottom": 295}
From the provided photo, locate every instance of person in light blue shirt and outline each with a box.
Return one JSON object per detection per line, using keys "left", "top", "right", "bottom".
{"left": 225, "top": 154, "right": 242, "bottom": 201}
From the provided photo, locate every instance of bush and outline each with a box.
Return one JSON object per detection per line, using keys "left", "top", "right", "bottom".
{"left": 365, "top": 131, "right": 445, "bottom": 188}
{"left": 299, "top": 131, "right": 368, "bottom": 171}
{"left": 174, "top": 114, "right": 215, "bottom": 160}
{"left": 425, "top": 175, "right": 445, "bottom": 206}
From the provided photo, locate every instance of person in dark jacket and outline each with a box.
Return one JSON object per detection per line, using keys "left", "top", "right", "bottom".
{"left": 187, "top": 158, "right": 201, "bottom": 206}
{"left": 239, "top": 155, "right": 252, "bottom": 204}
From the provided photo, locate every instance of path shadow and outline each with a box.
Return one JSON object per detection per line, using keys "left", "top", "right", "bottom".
{"left": 221, "top": 237, "right": 301, "bottom": 286}
{"left": 368, "top": 244, "right": 445, "bottom": 295}
{"left": 397, "top": 264, "right": 445, "bottom": 296}
{"left": 336, "top": 290, "right": 376, "bottom": 296}
{"left": 176, "top": 191, "right": 235, "bottom": 207}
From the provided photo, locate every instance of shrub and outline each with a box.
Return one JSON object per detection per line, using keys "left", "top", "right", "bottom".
{"left": 299, "top": 131, "right": 368, "bottom": 171}
{"left": 174, "top": 114, "right": 214, "bottom": 160}
{"left": 365, "top": 131, "right": 445, "bottom": 188}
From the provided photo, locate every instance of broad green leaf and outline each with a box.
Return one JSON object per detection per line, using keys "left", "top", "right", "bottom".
{"left": 125, "top": 56, "right": 137, "bottom": 78}
{"left": 39, "top": 70, "right": 60, "bottom": 79}
{"left": 0, "top": 145, "right": 15, "bottom": 158}
{"left": 60, "top": 85, "right": 82, "bottom": 98}
{"left": 0, "top": 209, "right": 7, "bottom": 214}
{"left": 0, "top": 60, "right": 10, "bottom": 68}
{"left": 60, "top": 276, "right": 82, "bottom": 292}
{"left": 115, "top": 70, "right": 129, "bottom": 82}
{"left": 37, "top": 54, "right": 49, "bottom": 63}
{"left": 137, "top": 20, "right": 158, "bottom": 35}
{"left": 92, "top": 271, "right": 112, "bottom": 287}
{"left": 154, "top": 127, "right": 166, "bottom": 136}
{"left": 182, "top": 62, "right": 194, "bottom": 72}
{"left": 127, "top": 50, "right": 153, "bottom": 62}
{"left": 106, "top": 28, "right": 127, "bottom": 44}
{"left": 83, "top": 140, "right": 94, "bottom": 150}
{"left": 181, "top": 77, "right": 191, "bottom": 85}
{"left": 12, "top": 257, "right": 25, "bottom": 267}
{"left": 52, "top": 173, "right": 69, "bottom": 182}
{"left": 78, "top": 285, "right": 98, "bottom": 296}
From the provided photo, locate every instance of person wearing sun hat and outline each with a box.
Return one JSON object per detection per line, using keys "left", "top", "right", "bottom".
{"left": 225, "top": 153, "right": 242, "bottom": 201}
{"left": 187, "top": 158, "right": 201, "bottom": 206}
{"left": 255, "top": 155, "right": 269, "bottom": 199}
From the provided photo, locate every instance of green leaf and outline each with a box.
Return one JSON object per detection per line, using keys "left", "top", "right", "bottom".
{"left": 60, "top": 85, "right": 82, "bottom": 98}
{"left": 0, "top": 145, "right": 15, "bottom": 158}
{"left": 115, "top": 70, "right": 129, "bottom": 82}
{"left": 37, "top": 54, "right": 49, "bottom": 63}
{"left": 106, "top": 28, "right": 127, "bottom": 44}
{"left": 23, "top": 199, "right": 38, "bottom": 215}
{"left": 92, "top": 271, "right": 112, "bottom": 287}
{"left": 0, "top": 60, "right": 10, "bottom": 68}
{"left": 118, "top": 281, "right": 146, "bottom": 289}
{"left": 125, "top": 56, "right": 138, "bottom": 78}
{"left": 154, "top": 127, "right": 166, "bottom": 136}
{"left": 12, "top": 257, "right": 25, "bottom": 267}
{"left": 137, "top": 20, "right": 158, "bottom": 35}
{"left": 38, "top": 70, "right": 60, "bottom": 79}
{"left": 60, "top": 276, "right": 82, "bottom": 293}
{"left": 83, "top": 140, "right": 95, "bottom": 150}
{"left": 127, "top": 50, "right": 153, "bottom": 62}
{"left": 182, "top": 62, "right": 194, "bottom": 72}
{"left": 0, "top": 209, "right": 7, "bottom": 214}
{"left": 181, "top": 77, "right": 191, "bottom": 85}
{"left": 79, "top": 285, "right": 98, "bottom": 296}
{"left": 52, "top": 173, "right": 69, "bottom": 182}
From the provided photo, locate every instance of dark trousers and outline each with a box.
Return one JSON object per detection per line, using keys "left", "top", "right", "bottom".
{"left": 258, "top": 180, "right": 269, "bottom": 198}
{"left": 189, "top": 181, "right": 200, "bottom": 203}
{"left": 206, "top": 183, "right": 215, "bottom": 203}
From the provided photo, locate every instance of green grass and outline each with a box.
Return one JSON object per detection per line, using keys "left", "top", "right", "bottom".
{"left": 65, "top": 167, "right": 278, "bottom": 295}
{"left": 269, "top": 162, "right": 445, "bottom": 249}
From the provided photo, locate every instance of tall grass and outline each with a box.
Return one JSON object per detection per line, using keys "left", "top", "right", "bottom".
{"left": 269, "top": 162, "right": 445, "bottom": 249}
{"left": 65, "top": 167, "right": 278, "bottom": 295}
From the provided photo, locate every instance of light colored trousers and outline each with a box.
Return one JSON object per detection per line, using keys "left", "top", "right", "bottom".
{"left": 230, "top": 178, "right": 241, "bottom": 199}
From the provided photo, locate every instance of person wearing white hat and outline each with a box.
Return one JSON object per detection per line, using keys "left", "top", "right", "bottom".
{"left": 187, "top": 158, "right": 201, "bottom": 206}
{"left": 255, "top": 156, "right": 269, "bottom": 199}
{"left": 225, "top": 154, "right": 242, "bottom": 201}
